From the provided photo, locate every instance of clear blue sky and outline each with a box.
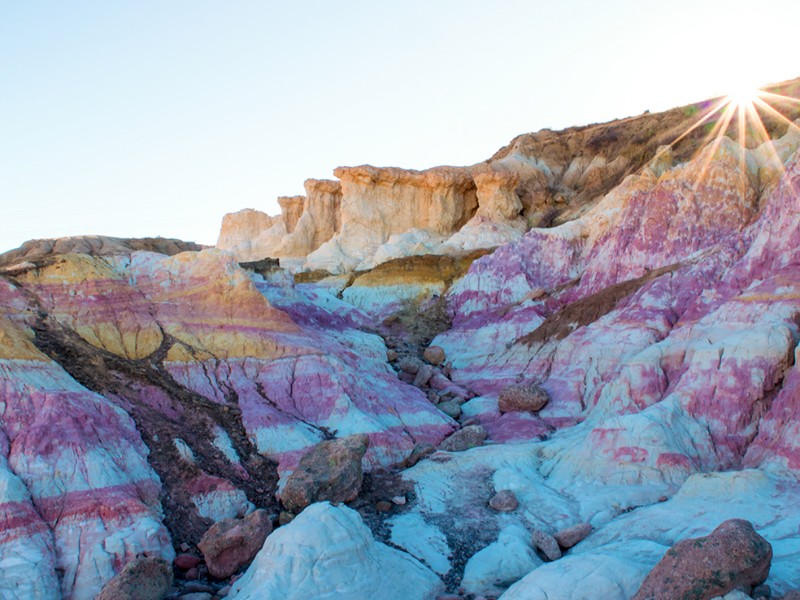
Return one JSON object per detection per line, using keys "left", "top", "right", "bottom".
{"left": 2, "top": 0, "right": 798, "bottom": 252}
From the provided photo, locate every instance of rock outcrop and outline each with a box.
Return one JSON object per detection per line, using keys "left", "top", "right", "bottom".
{"left": 275, "top": 179, "right": 342, "bottom": 258}
{"left": 216, "top": 208, "right": 286, "bottom": 262}
{"left": 228, "top": 502, "right": 443, "bottom": 600}
{"left": 216, "top": 78, "right": 800, "bottom": 276}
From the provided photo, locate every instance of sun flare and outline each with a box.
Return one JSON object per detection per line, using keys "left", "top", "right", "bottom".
{"left": 726, "top": 85, "right": 763, "bottom": 108}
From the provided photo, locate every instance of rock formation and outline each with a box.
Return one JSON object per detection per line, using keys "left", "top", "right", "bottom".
{"left": 4, "top": 77, "right": 800, "bottom": 599}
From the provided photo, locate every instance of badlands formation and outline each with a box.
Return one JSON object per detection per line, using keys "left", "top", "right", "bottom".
{"left": 2, "top": 78, "right": 800, "bottom": 599}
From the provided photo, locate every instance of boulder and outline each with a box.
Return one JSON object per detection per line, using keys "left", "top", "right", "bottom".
{"left": 198, "top": 509, "right": 273, "bottom": 579}
{"left": 96, "top": 557, "right": 173, "bottom": 600}
{"left": 439, "top": 425, "right": 487, "bottom": 452}
{"left": 554, "top": 523, "right": 592, "bottom": 548}
{"left": 633, "top": 519, "right": 772, "bottom": 600}
{"left": 498, "top": 382, "right": 550, "bottom": 413}
{"left": 281, "top": 434, "right": 369, "bottom": 513}
{"left": 423, "top": 345, "right": 447, "bottom": 365}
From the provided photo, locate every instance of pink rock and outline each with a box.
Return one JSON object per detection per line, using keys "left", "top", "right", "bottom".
{"left": 439, "top": 425, "right": 487, "bottom": 452}
{"left": 414, "top": 363, "right": 435, "bottom": 387}
{"left": 531, "top": 529, "right": 562, "bottom": 561}
{"left": 198, "top": 509, "right": 273, "bottom": 579}
{"left": 498, "top": 381, "right": 550, "bottom": 413}
{"left": 399, "top": 358, "right": 422, "bottom": 374}
{"left": 423, "top": 345, "right": 447, "bottom": 365}
{"left": 554, "top": 522, "right": 592, "bottom": 548}
{"left": 488, "top": 490, "right": 518, "bottom": 512}
{"left": 633, "top": 519, "right": 772, "bottom": 600}
{"left": 174, "top": 553, "right": 202, "bottom": 570}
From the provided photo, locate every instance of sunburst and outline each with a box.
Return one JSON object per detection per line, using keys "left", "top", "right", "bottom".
{"left": 669, "top": 80, "right": 800, "bottom": 190}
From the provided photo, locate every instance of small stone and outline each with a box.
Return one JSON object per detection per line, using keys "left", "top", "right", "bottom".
{"left": 184, "top": 568, "right": 199, "bottom": 580}
{"left": 554, "top": 522, "right": 592, "bottom": 548}
{"left": 278, "top": 511, "right": 295, "bottom": 526}
{"left": 375, "top": 501, "right": 392, "bottom": 512}
{"left": 398, "top": 371, "right": 415, "bottom": 384}
{"left": 752, "top": 583, "right": 771, "bottom": 598}
{"left": 386, "top": 349, "right": 398, "bottom": 362}
{"left": 658, "top": 495, "right": 668, "bottom": 502}
{"left": 179, "top": 593, "right": 212, "bottom": 600}
{"left": 423, "top": 345, "right": 446, "bottom": 365}
{"left": 437, "top": 400, "right": 462, "bottom": 419}
{"left": 403, "top": 443, "right": 435, "bottom": 467}
{"left": 180, "top": 542, "right": 191, "bottom": 552}
{"left": 174, "top": 553, "right": 202, "bottom": 571}
{"left": 182, "top": 582, "right": 215, "bottom": 593}
{"left": 427, "top": 391, "right": 440, "bottom": 403}
{"left": 488, "top": 490, "right": 518, "bottom": 512}
{"left": 398, "top": 358, "right": 421, "bottom": 374}
{"left": 531, "top": 529, "right": 562, "bottom": 561}
{"left": 217, "top": 585, "right": 232, "bottom": 598}
{"left": 199, "top": 509, "right": 273, "bottom": 579}
{"left": 439, "top": 425, "right": 487, "bottom": 452}
{"left": 97, "top": 557, "right": 173, "bottom": 600}
{"left": 392, "top": 495, "right": 407, "bottom": 505}
{"left": 413, "top": 364, "right": 435, "bottom": 387}
{"left": 498, "top": 381, "right": 550, "bottom": 413}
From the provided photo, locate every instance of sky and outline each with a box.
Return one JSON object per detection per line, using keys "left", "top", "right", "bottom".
{"left": 2, "top": 0, "right": 799, "bottom": 252}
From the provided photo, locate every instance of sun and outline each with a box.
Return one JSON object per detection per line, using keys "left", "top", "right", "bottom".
{"left": 726, "top": 84, "right": 763, "bottom": 108}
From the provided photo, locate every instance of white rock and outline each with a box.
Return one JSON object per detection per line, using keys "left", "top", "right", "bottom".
{"left": 500, "top": 540, "right": 665, "bottom": 599}
{"left": 462, "top": 525, "right": 542, "bottom": 597}
{"left": 389, "top": 512, "right": 452, "bottom": 576}
{"left": 229, "top": 502, "right": 443, "bottom": 600}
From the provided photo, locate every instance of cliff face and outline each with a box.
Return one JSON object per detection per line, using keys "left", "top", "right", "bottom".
{"left": 217, "top": 78, "right": 800, "bottom": 275}
{"left": 5, "top": 79, "right": 800, "bottom": 600}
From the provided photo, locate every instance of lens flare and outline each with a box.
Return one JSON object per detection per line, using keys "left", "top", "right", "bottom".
{"left": 726, "top": 85, "right": 762, "bottom": 108}
{"left": 669, "top": 80, "right": 799, "bottom": 190}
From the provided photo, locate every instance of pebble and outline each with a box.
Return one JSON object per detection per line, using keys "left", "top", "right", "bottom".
{"left": 181, "top": 583, "right": 215, "bottom": 594}
{"left": 391, "top": 495, "right": 407, "bottom": 505}
{"left": 179, "top": 593, "right": 212, "bottom": 600}
{"left": 375, "top": 500, "right": 393, "bottom": 512}
{"left": 174, "top": 554, "right": 201, "bottom": 571}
